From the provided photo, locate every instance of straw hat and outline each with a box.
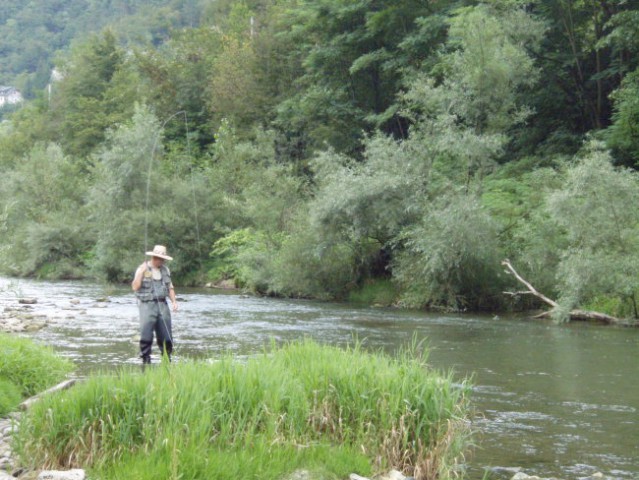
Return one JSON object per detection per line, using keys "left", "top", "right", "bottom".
{"left": 145, "top": 245, "right": 173, "bottom": 260}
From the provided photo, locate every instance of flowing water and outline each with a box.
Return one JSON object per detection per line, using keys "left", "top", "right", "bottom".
{"left": 1, "top": 277, "right": 637, "bottom": 479}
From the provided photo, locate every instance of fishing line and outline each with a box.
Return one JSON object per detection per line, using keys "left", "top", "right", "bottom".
{"left": 144, "top": 111, "right": 202, "bottom": 257}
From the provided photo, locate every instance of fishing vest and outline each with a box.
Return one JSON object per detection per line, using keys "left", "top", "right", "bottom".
{"left": 136, "top": 263, "right": 172, "bottom": 302}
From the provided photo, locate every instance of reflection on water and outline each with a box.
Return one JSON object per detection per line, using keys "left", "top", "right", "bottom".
{"left": 1, "top": 278, "right": 638, "bottom": 479}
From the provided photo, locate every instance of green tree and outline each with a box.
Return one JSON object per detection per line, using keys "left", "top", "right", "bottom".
{"left": 394, "top": 191, "right": 505, "bottom": 310}
{"left": 606, "top": 69, "right": 639, "bottom": 167}
{"left": 50, "top": 30, "right": 139, "bottom": 160}
{"left": 547, "top": 142, "right": 639, "bottom": 319}
{"left": 0, "top": 143, "right": 91, "bottom": 277}
{"left": 89, "top": 105, "right": 168, "bottom": 280}
{"left": 274, "top": 0, "right": 451, "bottom": 157}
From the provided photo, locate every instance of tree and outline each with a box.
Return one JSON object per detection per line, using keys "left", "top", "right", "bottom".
{"left": 273, "top": 0, "right": 449, "bottom": 157}
{"left": 0, "top": 143, "right": 92, "bottom": 277}
{"left": 50, "top": 30, "right": 139, "bottom": 160}
{"left": 394, "top": 191, "right": 505, "bottom": 310}
{"left": 606, "top": 68, "right": 639, "bottom": 167}
{"left": 89, "top": 105, "right": 168, "bottom": 280}
{"left": 547, "top": 141, "right": 639, "bottom": 319}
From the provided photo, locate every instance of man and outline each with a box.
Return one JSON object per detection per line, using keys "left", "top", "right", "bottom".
{"left": 132, "top": 245, "right": 178, "bottom": 365}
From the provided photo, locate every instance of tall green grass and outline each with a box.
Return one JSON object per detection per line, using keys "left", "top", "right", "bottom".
{"left": 0, "top": 377, "right": 22, "bottom": 415}
{"left": 13, "top": 340, "right": 471, "bottom": 480}
{"left": 0, "top": 333, "right": 74, "bottom": 399}
{"left": 348, "top": 279, "right": 398, "bottom": 306}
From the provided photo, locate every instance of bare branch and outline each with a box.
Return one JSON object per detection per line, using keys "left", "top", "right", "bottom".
{"left": 501, "top": 259, "right": 558, "bottom": 308}
{"left": 501, "top": 259, "right": 621, "bottom": 325}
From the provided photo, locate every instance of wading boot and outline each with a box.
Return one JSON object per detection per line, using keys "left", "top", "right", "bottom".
{"left": 142, "top": 355, "right": 151, "bottom": 372}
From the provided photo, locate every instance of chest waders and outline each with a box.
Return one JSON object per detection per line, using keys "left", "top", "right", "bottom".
{"left": 136, "top": 264, "right": 173, "bottom": 364}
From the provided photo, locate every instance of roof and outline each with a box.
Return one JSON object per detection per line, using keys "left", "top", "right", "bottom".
{"left": 0, "top": 86, "right": 20, "bottom": 96}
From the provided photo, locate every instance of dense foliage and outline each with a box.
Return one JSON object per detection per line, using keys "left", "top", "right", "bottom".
{"left": 14, "top": 340, "right": 470, "bottom": 480}
{"left": 1, "top": 0, "right": 639, "bottom": 319}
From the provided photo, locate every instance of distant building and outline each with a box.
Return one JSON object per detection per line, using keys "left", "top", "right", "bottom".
{"left": 0, "top": 86, "right": 23, "bottom": 108}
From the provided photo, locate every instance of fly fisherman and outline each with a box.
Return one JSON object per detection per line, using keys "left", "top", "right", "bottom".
{"left": 132, "top": 245, "right": 178, "bottom": 366}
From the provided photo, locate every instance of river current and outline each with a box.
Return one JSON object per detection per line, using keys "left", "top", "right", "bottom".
{"left": 1, "top": 277, "right": 637, "bottom": 479}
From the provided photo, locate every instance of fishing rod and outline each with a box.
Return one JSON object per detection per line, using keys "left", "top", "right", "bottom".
{"left": 141, "top": 109, "right": 204, "bottom": 364}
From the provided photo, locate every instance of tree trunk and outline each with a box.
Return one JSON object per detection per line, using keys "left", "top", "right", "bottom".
{"left": 501, "top": 259, "right": 621, "bottom": 325}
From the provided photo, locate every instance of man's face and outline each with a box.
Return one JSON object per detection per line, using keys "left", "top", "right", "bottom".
{"left": 150, "top": 256, "right": 165, "bottom": 268}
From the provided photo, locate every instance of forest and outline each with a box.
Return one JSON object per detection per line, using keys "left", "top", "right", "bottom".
{"left": 1, "top": 0, "right": 639, "bottom": 321}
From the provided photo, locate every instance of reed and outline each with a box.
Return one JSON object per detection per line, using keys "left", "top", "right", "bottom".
{"left": 0, "top": 333, "right": 74, "bottom": 398}
{"left": 13, "top": 339, "right": 471, "bottom": 480}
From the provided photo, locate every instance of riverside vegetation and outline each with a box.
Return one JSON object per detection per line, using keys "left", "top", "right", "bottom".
{"left": 1, "top": 1, "right": 639, "bottom": 322}
{"left": 0, "top": 333, "right": 74, "bottom": 415}
{"left": 10, "top": 339, "right": 470, "bottom": 480}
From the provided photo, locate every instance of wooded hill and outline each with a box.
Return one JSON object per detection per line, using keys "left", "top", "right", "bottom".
{"left": 1, "top": 0, "right": 639, "bottom": 321}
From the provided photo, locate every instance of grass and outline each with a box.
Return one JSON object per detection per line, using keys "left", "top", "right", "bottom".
{"left": 0, "top": 377, "right": 22, "bottom": 415}
{"left": 348, "top": 278, "right": 399, "bottom": 306}
{"left": 13, "top": 339, "right": 471, "bottom": 480}
{"left": 0, "top": 333, "right": 74, "bottom": 399}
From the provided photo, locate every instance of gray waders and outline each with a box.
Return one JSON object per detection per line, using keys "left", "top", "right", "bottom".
{"left": 138, "top": 299, "right": 172, "bottom": 363}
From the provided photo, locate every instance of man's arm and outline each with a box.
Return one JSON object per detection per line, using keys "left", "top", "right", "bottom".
{"left": 131, "top": 262, "right": 147, "bottom": 291}
{"left": 169, "top": 285, "right": 178, "bottom": 311}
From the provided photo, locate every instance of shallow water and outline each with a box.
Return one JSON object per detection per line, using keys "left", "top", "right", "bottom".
{"left": 2, "top": 277, "right": 637, "bottom": 479}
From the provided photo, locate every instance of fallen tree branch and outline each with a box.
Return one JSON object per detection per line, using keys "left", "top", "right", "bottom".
{"left": 20, "top": 378, "right": 77, "bottom": 410}
{"left": 501, "top": 260, "right": 558, "bottom": 308}
{"left": 501, "top": 259, "right": 621, "bottom": 325}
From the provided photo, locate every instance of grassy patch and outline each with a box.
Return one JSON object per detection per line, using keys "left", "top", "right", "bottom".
{"left": 14, "top": 340, "right": 471, "bottom": 480}
{"left": 348, "top": 279, "right": 398, "bottom": 306}
{"left": 0, "top": 333, "right": 74, "bottom": 398}
{"left": 0, "top": 377, "right": 22, "bottom": 415}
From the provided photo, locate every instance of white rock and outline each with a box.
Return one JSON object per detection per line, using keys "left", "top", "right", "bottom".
{"left": 511, "top": 474, "right": 563, "bottom": 480}
{"left": 350, "top": 475, "right": 370, "bottom": 480}
{"left": 38, "top": 470, "right": 86, "bottom": 480}
{"left": 381, "top": 471, "right": 406, "bottom": 480}
{"left": 0, "top": 471, "right": 16, "bottom": 480}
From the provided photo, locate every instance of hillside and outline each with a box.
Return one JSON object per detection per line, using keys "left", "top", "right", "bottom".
{"left": 0, "top": 0, "right": 204, "bottom": 96}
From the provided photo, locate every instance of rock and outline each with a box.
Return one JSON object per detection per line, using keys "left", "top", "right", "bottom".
{"left": 38, "top": 470, "right": 86, "bottom": 480}
{"left": 376, "top": 470, "right": 406, "bottom": 480}
{"left": 511, "top": 473, "right": 564, "bottom": 480}
{"left": 350, "top": 475, "right": 370, "bottom": 480}
{"left": 0, "top": 472, "right": 16, "bottom": 480}
{"left": 490, "top": 467, "right": 522, "bottom": 478}
{"left": 18, "top": 298, "right": 37, "bottom": 305}
{"left": 285, "top": 470, "right": 312, "bottom": 480}
{"left": 69, "top": 299, "right": 80, "bottom": 305}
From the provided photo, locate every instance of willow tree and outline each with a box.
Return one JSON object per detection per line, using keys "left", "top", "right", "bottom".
{"left": 547, "top": 142, "right": 639, "bottom": 320}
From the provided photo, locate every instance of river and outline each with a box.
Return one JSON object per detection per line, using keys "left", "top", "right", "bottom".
{"left": 1, "top": 277, "right": 637, "bottom": 479}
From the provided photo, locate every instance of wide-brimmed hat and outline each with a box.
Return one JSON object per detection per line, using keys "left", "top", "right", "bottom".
{"left": 145, "top": 245, "right": 173, "bottom": 260}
